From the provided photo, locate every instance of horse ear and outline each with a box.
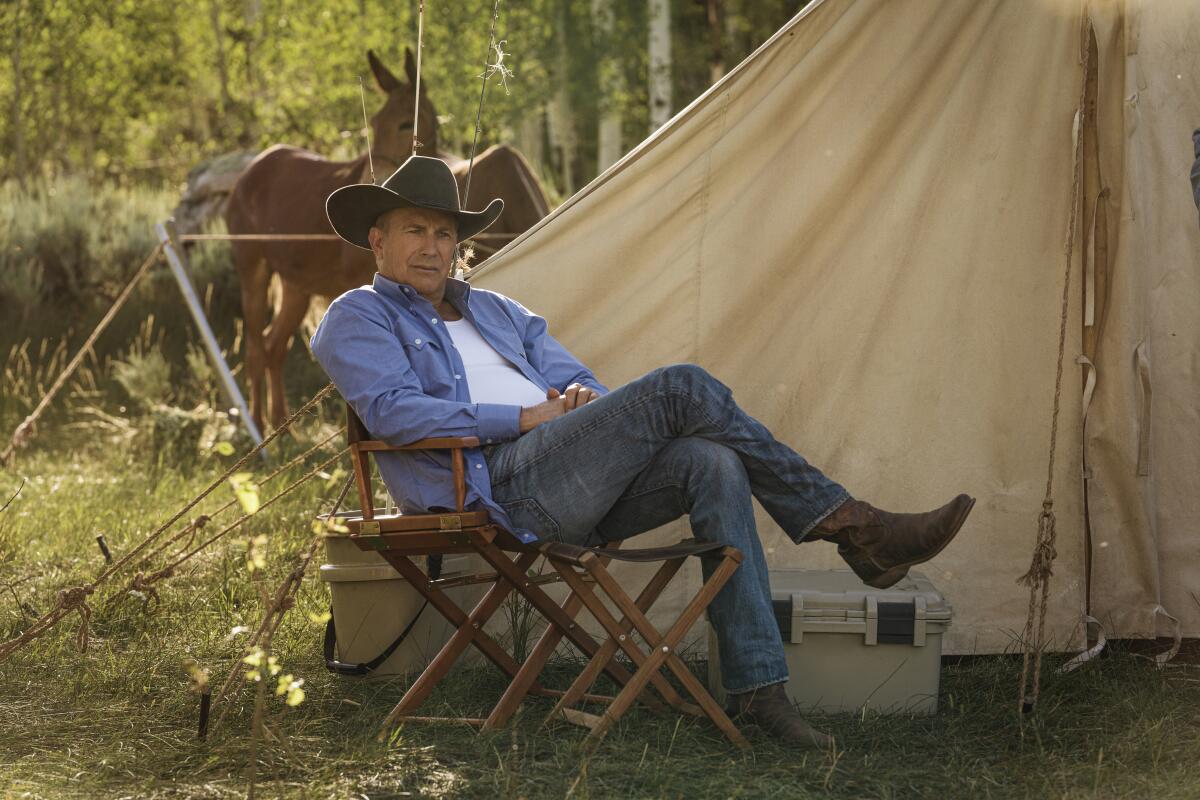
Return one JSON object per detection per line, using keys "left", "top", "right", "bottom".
{"left": 405, "top": 47, "right": 419, "bottom": 86}
{"left": 368, "top": 49, "right": 401, "bottom": 93}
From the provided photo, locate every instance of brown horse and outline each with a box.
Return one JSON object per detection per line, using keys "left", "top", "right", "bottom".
{"left": 225, "top": 49, "right": 550, "bottom": 430}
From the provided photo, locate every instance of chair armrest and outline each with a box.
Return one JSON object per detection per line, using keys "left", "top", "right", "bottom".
{"left": 355, "top": 436, "right": 482, "bottom": 452}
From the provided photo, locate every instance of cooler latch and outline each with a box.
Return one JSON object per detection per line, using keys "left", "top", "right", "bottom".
{"left": 867, "top": 598, "right": 922, "bottom": 646}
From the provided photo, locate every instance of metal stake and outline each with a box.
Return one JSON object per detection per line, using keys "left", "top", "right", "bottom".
{"left": 156, "top": 220, "right": 266, "bottom": 457}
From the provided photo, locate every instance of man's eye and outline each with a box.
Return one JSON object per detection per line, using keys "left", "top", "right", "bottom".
{"left": 437, "top": 231, "right": 452, "bottom": 239}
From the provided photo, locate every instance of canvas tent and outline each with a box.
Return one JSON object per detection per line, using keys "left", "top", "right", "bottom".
{"left": 469, "top": 0, "right": 1200, "bottom": 654}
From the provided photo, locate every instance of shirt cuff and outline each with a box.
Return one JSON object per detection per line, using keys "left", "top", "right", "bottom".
{"left": 475, "top": 403, "right": 522, "bottom": 444}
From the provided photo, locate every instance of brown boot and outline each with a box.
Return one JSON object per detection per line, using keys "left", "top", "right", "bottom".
{"left": 726, "top": 683, "right": 832, "bottom": 749}
{"left": 812, "top": 494, "right": 976, "bottom": 589}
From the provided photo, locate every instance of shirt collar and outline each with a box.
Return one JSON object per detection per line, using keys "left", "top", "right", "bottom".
{"left": 372, "top": 272, "right": 472, "bottom": 308}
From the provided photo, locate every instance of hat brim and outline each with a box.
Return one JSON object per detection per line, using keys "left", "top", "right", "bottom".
{"left": 326, "top": 183, "right": 504, "bottom": 250}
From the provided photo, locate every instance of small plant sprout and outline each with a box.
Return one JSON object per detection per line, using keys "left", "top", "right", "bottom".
{"left": 212, "top": 441, "right": 235, "bottom": 457}
{"left": 183, "top": 658, "right": 210, "bottom": 694}
{"left": 307, "top": 610, "right": 332, "bottom": 625}
{"left": 311, "top": 516, "right": 349, "bottom": 535}
{"left": 242, "top": 647, "right": 280, "bottom": 683}
{"left": 228, "top": 473, "right": 261, "bottom": 514}
{"left": 275, "top": 674, "right": 306, "bottom": 707}
{"left": 245, "top": 534, "right": 269, "bottom": 573}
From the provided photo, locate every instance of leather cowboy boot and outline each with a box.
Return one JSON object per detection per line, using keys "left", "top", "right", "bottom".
{"left": 726, "top": 682, "right": 832, "bottom": 749}
{"left": 811, "top": 494, "right": 976, "bottom": 589}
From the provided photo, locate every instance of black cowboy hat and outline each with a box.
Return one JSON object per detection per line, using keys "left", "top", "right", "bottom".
{"left": 326, "top": 155, "right": 504, "bottom": 249}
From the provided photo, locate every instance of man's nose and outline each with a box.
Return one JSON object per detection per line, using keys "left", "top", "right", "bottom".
{"left": 418, "top": 232, "right": 439, "bottom": 254}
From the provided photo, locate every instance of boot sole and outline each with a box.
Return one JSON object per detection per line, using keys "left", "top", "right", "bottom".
{"left": 862, "top": 496, "right": 976, "bottom": 589}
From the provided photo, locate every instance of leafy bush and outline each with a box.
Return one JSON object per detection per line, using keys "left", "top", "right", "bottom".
{"left": 0, "top": 177, "right": 172, "bottom": 316}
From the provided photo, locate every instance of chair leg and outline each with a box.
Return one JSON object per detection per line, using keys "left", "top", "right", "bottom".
{"left": 555, "top": 551, "right": 750, "bottom": 749}
{"left": 471, "top": 540, "right": 652, "bottom": 699}
{"left": 480, "top": 541, "right": 697, "bottom": 715}
{"left": 545, "top": 557, "right": 694, "bottom": 726}
{"left": 586, "top": 550, "right": 750, "bottom": 749}
{"left": 376, "top": 550, "right": 540, "bottom": 734}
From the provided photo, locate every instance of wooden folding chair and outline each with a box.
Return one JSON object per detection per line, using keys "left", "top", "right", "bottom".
{"left": 338, "top": 403, "right": 749, "bottom": 749}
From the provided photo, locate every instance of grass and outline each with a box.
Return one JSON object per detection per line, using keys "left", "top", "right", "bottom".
{"left": 2, "top": 433, "right": 1200, "bottom": 800}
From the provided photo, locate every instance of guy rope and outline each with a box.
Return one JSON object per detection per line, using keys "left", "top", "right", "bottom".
{"left": 1015, "top": 27, "right": 1089, "bottom": 715}
{"left": 0, "top": 382, "right": 339, "bottom": 664}
{"left": 1, "top": 242, "right": 165, "bottom": 466}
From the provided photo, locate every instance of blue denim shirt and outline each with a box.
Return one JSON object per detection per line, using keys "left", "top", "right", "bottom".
{"left": 310, "top": 272, "right": 608, "bottom": 542}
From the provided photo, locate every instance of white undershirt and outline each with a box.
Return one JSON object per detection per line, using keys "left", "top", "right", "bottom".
{"left": 444, "top": 318, "right": 547, "bottom": 407}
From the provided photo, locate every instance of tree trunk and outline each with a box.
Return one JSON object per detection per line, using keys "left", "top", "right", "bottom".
{"left": 592, "top": 0, "right": 623, "bottom": 172}
{"left": 648, "top": 0, "right": 672, "bottom": 132}
{"left": 551, "top": 1, "right": 577, "bottom": 194}
{"left": 208, "top": 0, "right": 233, "bottom": 112}
{"left": 9, "top": 1, "right": 24, "bottom": 184}
{"left": 706, "top": 0, "right": 725, "bottom": 86}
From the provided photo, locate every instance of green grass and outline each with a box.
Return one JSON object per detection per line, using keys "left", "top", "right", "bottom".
{"left": 2, "top": 420, "right": 1200, "bottom": 799}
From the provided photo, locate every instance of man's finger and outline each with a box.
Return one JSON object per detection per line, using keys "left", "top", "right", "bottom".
{"left": 546, "top": 387, "right": 561, "bottom": 400}
{"left": 564, "top": 384, "right": 582, "bottom": 410}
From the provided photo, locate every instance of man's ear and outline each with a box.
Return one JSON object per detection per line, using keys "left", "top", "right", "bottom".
{"left": 368, "top": 50, "right": 401, "bottom": 93}
{"left": 367, "top": 223, "right": 385, "bottom": 260}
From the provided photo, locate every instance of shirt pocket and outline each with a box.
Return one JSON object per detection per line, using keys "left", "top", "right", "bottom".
{"left": 400, "top": 335, "right": 453, "bottom": 397}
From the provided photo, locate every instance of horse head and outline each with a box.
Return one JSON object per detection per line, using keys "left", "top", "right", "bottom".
{"left": 367, "top": 48, "right": 440, "bottom": 173}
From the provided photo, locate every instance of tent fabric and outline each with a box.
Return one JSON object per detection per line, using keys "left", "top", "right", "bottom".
{"left": 466, "top": 0, "right": 1200, "bottom": 654}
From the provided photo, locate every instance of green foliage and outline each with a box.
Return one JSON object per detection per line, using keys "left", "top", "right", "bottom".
{"left": 1, "top": 1, "right": 806, "bottom": 193}
{"left": 0, "top": 177, "right": 169, "bottom": 311}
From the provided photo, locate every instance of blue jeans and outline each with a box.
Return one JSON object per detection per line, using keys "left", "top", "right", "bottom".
{"left": 481, "top": 364, "right": 850, "bottom": 694}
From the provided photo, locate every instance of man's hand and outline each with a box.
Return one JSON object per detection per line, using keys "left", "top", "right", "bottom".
{"left": 518, "top": 385, "right": 599, "bottom": 433}
{"left": 519, "top": 388, "right": 568, "bottom": 433}
{"left": 562, "top": 383, "right": 599, "bottom": 410}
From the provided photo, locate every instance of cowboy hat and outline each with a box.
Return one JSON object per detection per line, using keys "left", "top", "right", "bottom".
{"left": 326, "top": 155, "right": 504, "bottom": 249}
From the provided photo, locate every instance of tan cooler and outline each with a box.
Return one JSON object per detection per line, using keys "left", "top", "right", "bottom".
{"left": 708, "top": 569, "right": 952, "bottom": 714}
{"left": 320, "top": 534, "right": 487, "bottom": 677}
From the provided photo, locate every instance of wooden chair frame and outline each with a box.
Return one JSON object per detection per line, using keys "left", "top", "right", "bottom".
{"left": 339, "top": 405, "right": 749, "bottom": 749}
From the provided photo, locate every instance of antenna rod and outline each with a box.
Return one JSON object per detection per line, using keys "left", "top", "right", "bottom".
{"left": 464, "top": 0, "right": 502, "bottom": 209}
{"left": 412, "top": 1, "right": 425, "bottom": 155}
{"left": 358, "top": 76, "right": 376, "bottom": 184}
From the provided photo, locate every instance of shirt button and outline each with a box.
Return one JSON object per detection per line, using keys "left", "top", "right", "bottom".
{"left": 474, "top": 463, "right": 483, "bottom": 469}
{"left": 414, "top": 338, "right": 422, "bottom": 345}
{"left": 431, "top": 318, "right": 438, "bottom": 324}
{"left": 454, "top": 374, "right": 462, "bottom": 380}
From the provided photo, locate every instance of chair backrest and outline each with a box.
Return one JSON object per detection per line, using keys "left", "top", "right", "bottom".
{"left": 343, "top": 401, "right": 470, "bottom": 521}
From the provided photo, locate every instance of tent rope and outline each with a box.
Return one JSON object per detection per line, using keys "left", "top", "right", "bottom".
{"left": 0, "top": 382, "right": 338, "bottom": 664}
{"left": 1016, "top": 27, "right": 1089, "bottom": 714}
{"left": 2, "top": 242, "right": 165, "bottom": 466}
{"left": 108, "top": 428, "right": 344, "bottom": 610}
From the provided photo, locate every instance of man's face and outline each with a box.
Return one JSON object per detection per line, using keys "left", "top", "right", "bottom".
{"left": 368, "top": 206, "right": 458, "bottom": 300}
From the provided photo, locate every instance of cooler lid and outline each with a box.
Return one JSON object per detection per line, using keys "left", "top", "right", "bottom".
{"left": 770, "top": 569, "right": 951, "bottom": 618}
{"left": 769, "top": 569, "right": 953, "bottom": 647}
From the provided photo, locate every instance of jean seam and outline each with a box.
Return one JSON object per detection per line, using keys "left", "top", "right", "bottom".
{"left": 724, "top": 676, "right": 789, "bottom": 696}
{"left": 490, "top": 385, "right": 724, "bottom": 490}
{"left": 794, "top": 490, "right": 851, "bottom": 541}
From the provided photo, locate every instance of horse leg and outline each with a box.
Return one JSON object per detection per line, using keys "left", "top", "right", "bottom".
{"left": 263, "top": 280, "right": 312, "bottom": 430}
{"left": 236, "top": 251, "right": 271, "bottom": 434}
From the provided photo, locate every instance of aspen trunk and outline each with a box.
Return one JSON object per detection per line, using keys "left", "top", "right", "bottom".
{"left": 9, "top": 1, "right": 24, "bottom": 183}
{"left": 592, "top": 0, "right": 623, "bottom": 172}
{"left": 648, "top": 0, "right": 672, "bottom": 132}
{"left": 551, "top": 1, "right": 577, "bottom": 194}
{"left": 706, "top": 0, "right": 725, "bottom": 85}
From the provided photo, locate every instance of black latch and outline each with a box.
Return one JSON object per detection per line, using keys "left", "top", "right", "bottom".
{"left": 772, "top": 598, "right": 792, "bottom": 641}
{"left": 877, "top": 601, "right": 915, "bottom": 645}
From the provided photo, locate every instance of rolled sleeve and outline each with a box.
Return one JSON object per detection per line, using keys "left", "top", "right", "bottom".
{"left": 475, "top": 402, "right": 522, "bottom": 443}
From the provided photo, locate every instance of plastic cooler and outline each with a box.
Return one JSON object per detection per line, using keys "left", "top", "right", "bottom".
{"left": 708, "top": 569, "right": 952, "bottom": 714}
{"left": 320, "top": 534, "right": 487, "bottom": 676}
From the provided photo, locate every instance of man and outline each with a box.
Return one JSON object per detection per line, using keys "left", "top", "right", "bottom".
{"left": 313, "top": 156, "right": 975, "bottom": 748}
